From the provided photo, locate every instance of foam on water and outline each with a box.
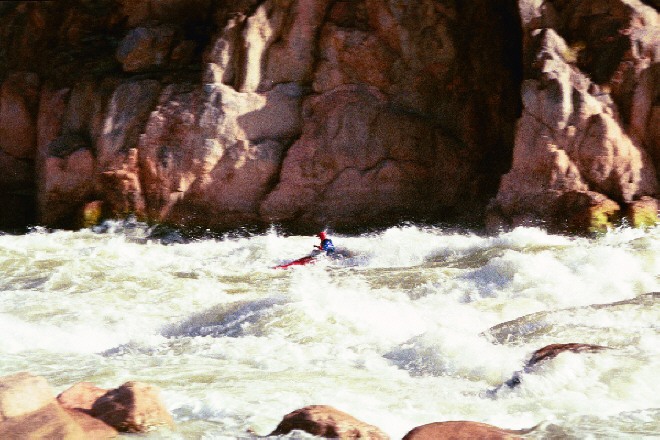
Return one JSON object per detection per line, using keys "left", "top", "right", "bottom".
{"left": 1, "top": 224, "right": 659, "bottom": 438}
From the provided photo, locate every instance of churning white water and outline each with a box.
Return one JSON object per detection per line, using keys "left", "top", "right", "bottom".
{"left": 1, "top": 223, "right": 659, "bottom": 439}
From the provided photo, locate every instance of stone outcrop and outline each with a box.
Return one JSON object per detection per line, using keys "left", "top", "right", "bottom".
{"left": 259, "top": 84, "right": 472, "bottom": 228}
{"left": 0, "top": 0, "right": 657, "bottom": 232}
{"left": 0, "top": 372, "right": 174, "bottom": 437}
{"left": 0, "top": 0, "right": 521, "bottom": 231}
{"left": 489, "top": 0, "right": 659, "bottom": 231}
{"left": 0, "top": 72, "right": 40, "bottom": 229}
{"left": 626, "top": 195, "right": 660, "bottom": 226}
{"left": 268, "top": 405, "right": 389, "bottom": 439}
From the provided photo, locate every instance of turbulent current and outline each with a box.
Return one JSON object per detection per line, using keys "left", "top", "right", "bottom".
{"left": 1, "top": 223, "right": 659, "bottom": 439}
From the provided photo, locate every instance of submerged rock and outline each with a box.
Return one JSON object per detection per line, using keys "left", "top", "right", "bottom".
{"left": 495, "top": 343, "right": 610, "bottom": 391}
{"left": 526, "top": 343, "right": 609, "bottom": 367}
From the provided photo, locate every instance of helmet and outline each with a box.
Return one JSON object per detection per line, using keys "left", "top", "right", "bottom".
{"left": 317, "top": 231, "right": 327, "bottom": 240}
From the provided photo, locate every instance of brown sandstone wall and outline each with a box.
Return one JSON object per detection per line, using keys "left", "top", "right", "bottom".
{"left": 489, "top": 0, "right": 659, "bottom": 231}
{"left": 0, "top": 0, "right": 656, "bottom": 232}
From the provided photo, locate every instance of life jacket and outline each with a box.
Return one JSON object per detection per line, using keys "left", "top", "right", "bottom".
{"left": 320, "top": 238, "right": 335, "bottom": 254}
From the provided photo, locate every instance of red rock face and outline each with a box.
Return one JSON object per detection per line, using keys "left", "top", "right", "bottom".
{"left": 0, "top": 72, "right": 40, "bottom": 228}
{"left": 490, "top": 0, "right": 659, "bottom": 231}
{"left": 0, "top": 0, "right": 656, "bottom": 232}
{"left": 259, "top": 85, "right": 473, "bottom": 227}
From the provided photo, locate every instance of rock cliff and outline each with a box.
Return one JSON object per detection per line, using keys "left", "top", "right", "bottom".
{"left": 0, "top": 0, "right": 656, "bottom": 232}
{"left": 489, "top": 0, "right": 659, "bottom": 232}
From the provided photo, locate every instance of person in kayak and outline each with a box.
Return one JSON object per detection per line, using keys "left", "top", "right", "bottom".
{"left": 315, "top": 231, "right": 335, "bottom": 255}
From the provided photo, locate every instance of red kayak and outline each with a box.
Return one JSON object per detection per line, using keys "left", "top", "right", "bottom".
{"left": 273, "top": 255, "right": 317, "bottom": 269}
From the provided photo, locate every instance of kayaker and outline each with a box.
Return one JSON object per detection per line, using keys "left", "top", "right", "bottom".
{"left": 315, "top": 231, "right": 335, "bottom": 255}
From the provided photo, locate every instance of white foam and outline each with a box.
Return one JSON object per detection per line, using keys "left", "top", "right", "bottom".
{"left": 0, "top": 313, "right": 121, "bottom": 354}
{"left": 1, "top": 224, "right": 658, "bottom": 438}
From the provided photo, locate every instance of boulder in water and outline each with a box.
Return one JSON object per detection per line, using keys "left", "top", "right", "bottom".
{"left": 625, "top": 196, "right": 659, "bottom": 228}
{"left": 499, "top": 343, "right": 610, "bottom": 390}
{"left": 269, "top": 405, "right": 389, "bottom": 439}
{"left": 402, "top": 421, "right": 531, "bottom": 439}
{"left": 57, "top": 381, "right": 109, "bottom": 413}
{"left": 62, "top": 407, "right": 118, "bottom": 439}
{"left": 91, "top": 381, "right": 175, "bottom": 433}
{"left": 0, "top": 373, "right": 117, "bottom": 439}
{"left": 526, "top": 343, "right": 609, "bottom": 367}
{"left": 0, "top": 372, "right": 54, "bottom": 421}
{"left": 1, "top": 402, "right": 89, "bottom": 439}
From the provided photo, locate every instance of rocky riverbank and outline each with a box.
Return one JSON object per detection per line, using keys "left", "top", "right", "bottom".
{"left": 0, "top": 372, "right": 535, "bottom": 439}
{"left": 0, "top": 342, "right": 617, "bottom": 439}
{"left": 0, "top": 0, "right": 657, "bottom": 233}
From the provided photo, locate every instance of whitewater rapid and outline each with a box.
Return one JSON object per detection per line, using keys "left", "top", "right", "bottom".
{"left": 1, "top": 224, "right": 658, "bottom": 438}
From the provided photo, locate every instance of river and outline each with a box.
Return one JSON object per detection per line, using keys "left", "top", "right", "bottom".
{"left": 1, "top": 223, "right": 658, "bottom": 439}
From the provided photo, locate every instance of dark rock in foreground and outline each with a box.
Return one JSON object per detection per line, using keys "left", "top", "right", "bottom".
{"left": 268, "top": 405, "right": 389, "bottom": 439}
{"left": 0, "top": 372, "right": 175, "bottom": 438}
{"left": 402, "top": 420, "right": 536, "bottom": 440}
